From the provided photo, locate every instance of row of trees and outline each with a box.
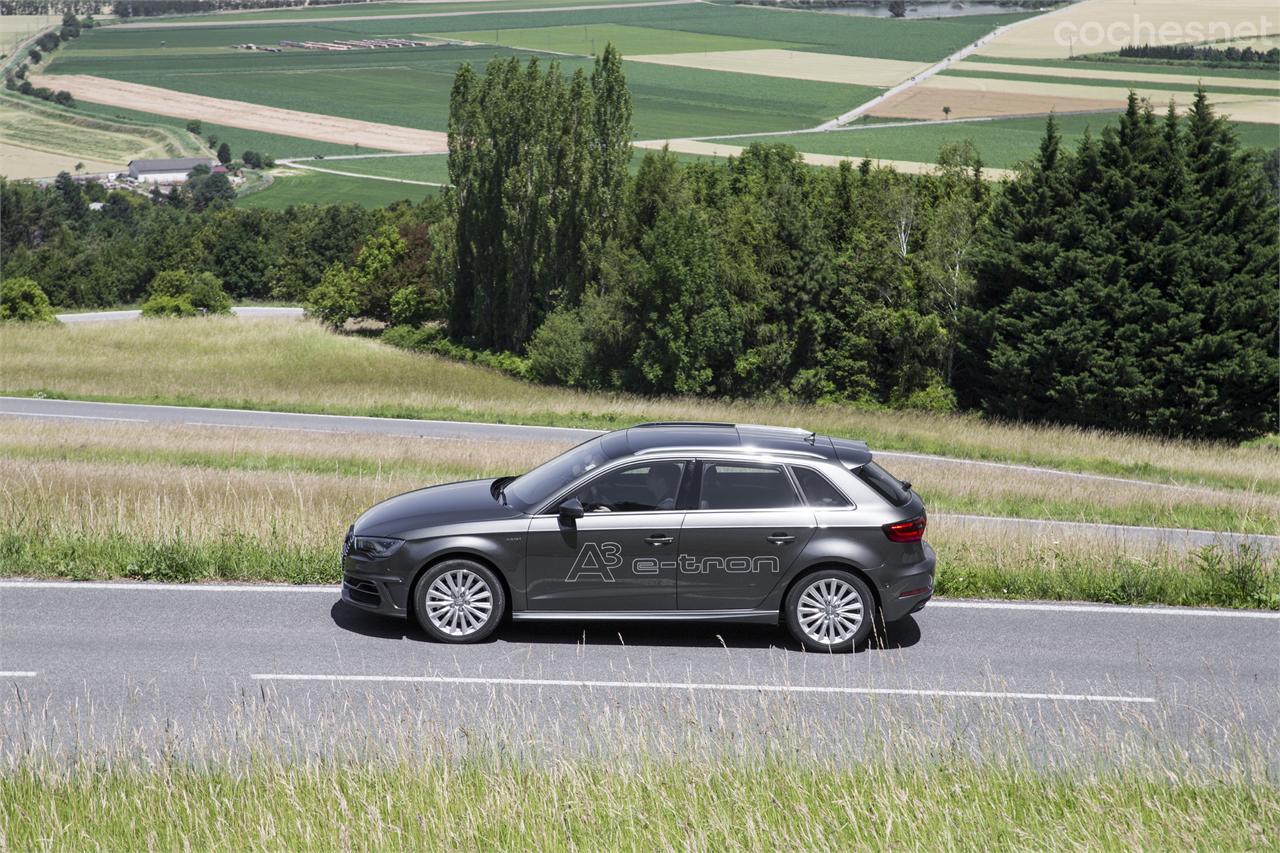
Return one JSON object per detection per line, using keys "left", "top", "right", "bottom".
{"left": 1116, "top": 42, "right": 1280, "bottom": 68}
{"left": 0, "top": 174, "right": 438, "bottom": 309}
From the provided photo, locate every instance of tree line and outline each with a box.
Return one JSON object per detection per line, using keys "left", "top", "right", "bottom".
{"left": 1116, "top": 42, "right": 1280, "bottom": 68}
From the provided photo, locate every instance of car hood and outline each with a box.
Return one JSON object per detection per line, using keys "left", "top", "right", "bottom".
{"left": 353, "top": 478, "right": 524, "bottom": 537}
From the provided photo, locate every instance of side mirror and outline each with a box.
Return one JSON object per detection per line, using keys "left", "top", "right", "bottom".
{"left": 557, "top": 498, "right": 585, "bottom": 523}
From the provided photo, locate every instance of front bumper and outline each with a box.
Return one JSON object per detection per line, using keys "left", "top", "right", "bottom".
{"left": 340, "top": 557, "right": 411, "bottom": 618}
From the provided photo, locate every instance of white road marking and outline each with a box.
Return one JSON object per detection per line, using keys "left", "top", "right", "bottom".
{"left": 930, "top": 600, "right": 1280, "bottom": 620}
{"left": 251, "top": 673, "right": 1156, "bottom": 705}
{"left": 187, "top": 421, "right": 348, "bottom": 435}
{"left": 1, "top": 581, "right": 1276, "bottom": 621}
{"left": 0, "top": 672, "right": 37, "bottom": 678}
{"left": 0, "top": 580, "right": 337, "bottom": 593}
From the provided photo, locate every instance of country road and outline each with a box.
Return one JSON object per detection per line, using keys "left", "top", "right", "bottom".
{"left": 0, "top": 580, "right": 1275, "bottom": 760}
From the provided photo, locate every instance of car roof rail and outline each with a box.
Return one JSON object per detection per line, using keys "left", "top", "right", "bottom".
{"left": 630, "top": 421, "right": 736, "bottom": 429}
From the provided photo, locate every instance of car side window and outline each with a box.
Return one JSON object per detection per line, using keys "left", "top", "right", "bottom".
{"left": 574, "top": 461, "right": 687, "bottom": 513}
{"left": 698, "top": 462, "right": 799, "bottom": 510}
{"left": 792, "top": 466, "right": 852, "bottom": 508}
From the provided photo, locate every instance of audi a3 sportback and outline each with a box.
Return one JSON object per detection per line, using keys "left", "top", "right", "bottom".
{"left": 341, "top": 422, "right": 934, "bottom": 652}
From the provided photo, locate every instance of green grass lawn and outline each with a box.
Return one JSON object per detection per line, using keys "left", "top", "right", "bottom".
{"left": 718, "top": 114, "right": 1278, "bottom": 170}
{"left": 238, "top": 168, "right": 440, "bottom": 209}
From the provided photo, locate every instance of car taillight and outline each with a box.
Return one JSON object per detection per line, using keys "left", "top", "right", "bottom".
{"left": 883, "top": 514, "right": 926, "bottom": 543}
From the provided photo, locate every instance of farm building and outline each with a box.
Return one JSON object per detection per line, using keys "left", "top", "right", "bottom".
{"left": 126, "top": 157, "right": 215, "bottom": 183}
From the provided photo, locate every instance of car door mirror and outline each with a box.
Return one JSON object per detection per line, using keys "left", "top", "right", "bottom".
{"left": 557, "top": 498, "right": 585, "bottom": 523}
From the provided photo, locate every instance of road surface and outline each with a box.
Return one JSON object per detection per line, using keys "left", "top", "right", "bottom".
{"left": 55, "top": 306, "right": 305, "bottom": 323}
{"left": 0, "top": 580, "right": 1275, "bottom": 761}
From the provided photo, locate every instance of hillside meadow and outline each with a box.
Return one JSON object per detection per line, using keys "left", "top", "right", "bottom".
{"left": 2, "top": 316, "right": 1277, "bottom": 496}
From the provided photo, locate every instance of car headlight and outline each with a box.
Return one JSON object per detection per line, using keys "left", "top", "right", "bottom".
{"left": 348, "top": 535, "right": 404, "bottom": 559}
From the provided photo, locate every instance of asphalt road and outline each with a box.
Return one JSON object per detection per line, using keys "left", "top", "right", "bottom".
{"left": 1, "top": 581, "right": 1276, "bottom": 762}
{"left": 55, "top": 306, "right": 305, "bottom": 323}
{"left": 2, "top": 396, "right": 1274, "bottom": 552}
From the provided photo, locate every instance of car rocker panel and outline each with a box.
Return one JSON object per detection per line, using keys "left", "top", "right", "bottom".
{"left": 342, "top": 422, "right": 935, "bottom": 651}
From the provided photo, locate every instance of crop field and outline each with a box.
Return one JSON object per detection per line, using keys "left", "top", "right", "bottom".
{"left": 146, "top": 0, "right": 692, "bottom": 24}
{"left": 0, "top": 95, "right": 204, "bottom": 179}
{"left": 4, "top": 317, "right": 1277, "bottom": 495}
{"left": 0, "top": 13, "right": 54, "bottom": 56}
{"left": 442, "top": 22, "right": 803, "bottom": 55}
{"left": 976, "top": 0, "right": 1279, "bottom": 60}
{"left": 237, "top": 168, "right": 440, "bottom": 209}
{"left": 315, "top": 152, "right": 452, "bottom": 183}
{"left": 716, "top": 113, "right": 1280, "bottom": 170}
{"left": 71, "top": 99, "right": 384, "bottom": 158}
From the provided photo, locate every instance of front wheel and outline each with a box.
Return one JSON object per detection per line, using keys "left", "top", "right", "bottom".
{"left": 784, "top": 570, "right": 875, "bottom": 653}
{"left": 413, "top": 559, "right": 505, "bottom": 644}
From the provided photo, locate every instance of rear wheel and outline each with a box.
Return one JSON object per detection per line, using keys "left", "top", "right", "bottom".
{"left": 413, "top": 559, "right": 505, "bottom": 644}
{"left": 784, "top": 570, "right": 874, "bottom": 653}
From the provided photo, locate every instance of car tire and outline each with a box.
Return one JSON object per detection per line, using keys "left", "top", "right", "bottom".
{"left": 784, "top": 569, "right": 875, "bottom": 653}
{"left": 413, "top": 559, "right": 505, "bottom": 644}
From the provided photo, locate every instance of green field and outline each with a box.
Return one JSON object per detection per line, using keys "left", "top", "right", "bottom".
{"left": 320, "top": 153, "right": 452, "bottom": 183}
{"left": 238, "top": 168, "right": 440, "bottom": 209}
{"left": 442, "top": 22, "right": 803, "bottom": 55}
{"left": 49, "top": 36, "right": 882, "bottom": 138}
{"left": 972, "top": 54, "right": 1280, "bottom": 81}
{"left": 141, "top": 0, "right": 681, "bottom": 24}
{"left": 717, "top": 113, "right": 1280, "bottom": 170}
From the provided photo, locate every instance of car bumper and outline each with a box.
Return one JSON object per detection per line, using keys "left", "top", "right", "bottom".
{"left": 340, "top": 557, "right": 411, "bottom": 618}
{"left": 877, "top": 542, "right": 936, "bottom": 622}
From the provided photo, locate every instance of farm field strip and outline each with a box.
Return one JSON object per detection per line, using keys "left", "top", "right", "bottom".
{"left": 976, "top": 0, "right": 1280, "bottom": 60}
{"left": 966, "top": 55, "right": 1280, "bottom": 81}
{"left": 439, "top": 23, "right": 803, "bottom": 56}
{"left": 953, "top": 59, "right": 1280, "bottom": 91}
{"left": 278, "top": 159, "right": 447, "bottom": 186}
{"left": 29, "top": 74, "right": 449, "bottom": 152}
{"left": 141, "top": 0, "right": 700, "bottom": 24}
{"left": 236, "top": 169, "right": 439, "bottom": 209}
{"left": 626, "top": 49, "right": 930, "bottom": 88}
{"left": 0, "top": 143, "right": 119, "bottom": 181}
{"left": 939, "top": 69, "right": 1279, "bottom": 100}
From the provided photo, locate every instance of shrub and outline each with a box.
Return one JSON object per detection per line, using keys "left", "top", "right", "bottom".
{"left": 527, "top": 307, "right": 592, "bottom": 387}
{"left": 242, "top": 150, "right": 263, "bottom": 169}
{"left": 186, "top": 119, "right": 203, "bottom": 134}
{"left": 142, "top": 270, "right": 230, "bottom": 317}
{"left": 306, "top": 263, "right": 359, "bottom": 328}
{"left": 0, "top": 277, "right": 58, "bottom": 323}
{"left": 140, "top": 293, "right": 196, "bottom": 318}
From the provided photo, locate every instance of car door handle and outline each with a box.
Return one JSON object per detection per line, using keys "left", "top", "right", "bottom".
{"left": 645, "top": 534, "right": 674, "bottom": 546}
{"left": 766, "top": 533, "right": 795, "bottom": 545}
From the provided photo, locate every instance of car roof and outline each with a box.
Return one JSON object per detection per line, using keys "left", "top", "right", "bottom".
{"left": 605, "top": 422, "right": 872, "bottom": 466}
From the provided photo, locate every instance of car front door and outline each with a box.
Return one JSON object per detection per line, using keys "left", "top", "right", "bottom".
{"left": 525, "top": 459, "right": 689, "bottom": 612}
{"left": 678, "top": 460, "right": 815, "bottom": 611}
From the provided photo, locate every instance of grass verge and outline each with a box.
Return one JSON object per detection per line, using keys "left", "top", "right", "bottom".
{"left": 3, "top": 752, "right": 1274, "bottom": 850}
{"left": 2, "top": 317, "right": 1277, "bottom": 494}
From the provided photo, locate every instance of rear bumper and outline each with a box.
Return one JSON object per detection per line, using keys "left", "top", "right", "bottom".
{"left": 877, "top": 542, "right": 936, "bottom": 622}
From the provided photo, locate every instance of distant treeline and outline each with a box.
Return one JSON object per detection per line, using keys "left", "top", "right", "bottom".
{"left": 0, "top": 1, "right": 375, "bottom": 16}
{"left": 1116, "top": 42, "right": 1280, "bottom": 67}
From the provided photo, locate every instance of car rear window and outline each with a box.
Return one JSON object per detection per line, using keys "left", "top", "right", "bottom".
{"left": 791, "top": 466, "right": 851, "bottom": 508}
{"left": 699, "top": 462, "right": 798, "bottom": 510}
{"left": 854, "top": 461, "right": 911, "bottom": 507}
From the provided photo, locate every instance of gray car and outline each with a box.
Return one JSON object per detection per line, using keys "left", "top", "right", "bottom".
{"left": 341, "top": 422, "right": 934, "bottom": 652}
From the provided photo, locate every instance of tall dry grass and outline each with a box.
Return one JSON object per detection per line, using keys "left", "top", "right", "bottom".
{"left": 3, "top": 316, "right": 1276, "bottom": 492}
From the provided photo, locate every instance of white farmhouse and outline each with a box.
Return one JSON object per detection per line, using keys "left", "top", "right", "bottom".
{"left": 126, "top": 157, "right": 216, "bottom": 184}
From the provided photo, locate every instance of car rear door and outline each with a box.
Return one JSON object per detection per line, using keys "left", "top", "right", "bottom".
{"left": 677, "top": 459, "right": 815, "bottom": 611}
{"left": 524, "top": 460, "right": 689, "bottom": 612}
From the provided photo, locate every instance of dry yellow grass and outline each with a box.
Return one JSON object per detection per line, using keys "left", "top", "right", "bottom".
{"left": 0, "top": 142, "right": 119, "bottom": 179}
{"left": 978, "top": 0, "right": 1280, "bottom": 60}
{"left": 628, "top": 50, "right": 930, "bottom": 88}
{"left": 867, "top": 87, "right": 1121, "bottom": 120}
{"left": 2, "top": 317, "right": 1276, "bottom": 493}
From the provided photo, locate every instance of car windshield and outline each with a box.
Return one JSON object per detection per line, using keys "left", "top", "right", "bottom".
{"left": 502, "top": 437, "right": 608, "bottom": 511}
